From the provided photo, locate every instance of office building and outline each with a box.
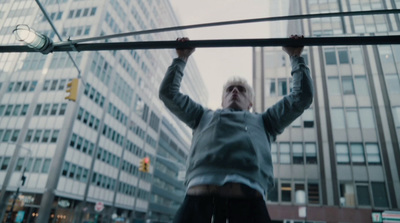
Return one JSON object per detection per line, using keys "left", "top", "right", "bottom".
{"left": 0, "top": 0, "right": 207, "bottom": 222}
{"left": 253, "top": 0, "right": 400, "bottom": 222}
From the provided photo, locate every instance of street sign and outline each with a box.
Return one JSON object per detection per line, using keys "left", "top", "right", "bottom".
{"left": 372, "top": 212, "right": 382, "bottom": 222}
{"left": 94, "top": 201, "right": 104, "bottom": 212}
{"left": 15, "top": 211, "right": 25, "bottom": 223}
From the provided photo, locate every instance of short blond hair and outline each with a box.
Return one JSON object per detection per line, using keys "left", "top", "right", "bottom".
{"left": 222, "top": 76, "right": 254, "bottom": 103}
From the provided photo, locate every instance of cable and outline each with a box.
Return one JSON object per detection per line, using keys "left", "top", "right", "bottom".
{"left": 55, "top": 9, "right": 400, "bottom": 46}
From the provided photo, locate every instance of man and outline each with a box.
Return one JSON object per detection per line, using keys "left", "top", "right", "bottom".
{"left": 159, "top": 36, "right": 313, "bottom": 223}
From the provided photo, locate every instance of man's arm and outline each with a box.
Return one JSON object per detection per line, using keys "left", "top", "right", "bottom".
{"left": 262, "top": 35, "right": 314, "bottom": 137}
{"left": 159, "top": 38, "right": 204, "bottom": 129}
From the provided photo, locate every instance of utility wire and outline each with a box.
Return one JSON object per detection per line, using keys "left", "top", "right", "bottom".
{"left": 54, "top": 9, "right": 400, "bottom": 46}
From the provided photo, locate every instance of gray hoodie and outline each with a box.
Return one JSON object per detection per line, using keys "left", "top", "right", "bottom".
{"left": 159, "top": 56, "right": 313, "bottom": 191}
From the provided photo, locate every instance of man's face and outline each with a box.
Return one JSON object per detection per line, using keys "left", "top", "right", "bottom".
{"left": 221, "top": 84, "right": 252, "bottom": 110}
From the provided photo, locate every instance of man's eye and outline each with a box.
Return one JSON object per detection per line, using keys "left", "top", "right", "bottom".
{"left": 237, "top": 86, "right": 246, "bottom": 92}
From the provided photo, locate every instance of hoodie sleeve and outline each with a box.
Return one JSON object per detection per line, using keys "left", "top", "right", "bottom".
{"left": 159, "top": 58, "right": 205, "bottom": 129}
{"left": 262, "top": 56, "right": 314, "bottom": 138}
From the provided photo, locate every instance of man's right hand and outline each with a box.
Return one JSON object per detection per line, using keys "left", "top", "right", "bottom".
{"left": 176, "top": 37, "right": 195, "bottom": 62}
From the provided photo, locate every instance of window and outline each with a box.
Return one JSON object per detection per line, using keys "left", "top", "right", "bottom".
{"left": 331, "top": 108, "right": 346, "bottom": 129}
{"left": 32, "top": 158, "right": 42, "bottom": 172}
{"left": 33, "top": 130, "right": 42, "bottom": 142}
{"left": 69, "top": 164, "right": 76, "bottom": 178}
{"left": 279, "top": 143, "right": 290, "bottom": 164}
{"left": 12, "top": 104, "right": 21, "bottom": 116}
{"left": 346, "top": 109, "right": 360, "bottom": 128}
{"left": 10, "top": 130, "right": 20, "bottom": 142}
{"left": 266, "top": 79, "right": 276, "bottom": 96}
{"left": 25, "top": 130, "right": 33, "bottom": 142}
{"left": 42, "top": 104, "right": 50, "bottom": 115}
{"left": 350, "top": 143, "right": 365, "bottom": 164}
{"left": 350, "top": 47, "right": 364, "bottom": 64}
{"left": 327, "top": 77, "right": 341, "bottom": 96}
{"left": 366, "top": 143, "right": 381, "bottom": 164}
{"left": 15, "top": 158, "right": 24, "bottom": 171}
{"left": 371, "top": 182, "right": 389, "bottom": 207}
{"left": 62, "top": 162, "right": 70, "bottom": 176}
{"left": 41, "top": 159, "right": 51, "bottom": 173}
{"left": 325, "top": 48, "right": 337, "bottom": 65}
{"left": 342, "top": 76, "right": 355, "bottom": 94}
{"left": 278, "top": 79, "right": 287, "bottom": 96}
{"left": 34, "top": 104, "right": 42, "bottom": 115}
{"left": 308, "top": 183, "right": 320, "bottom": 204}
{"left": 21, "top": 105, "right": 29, "bottom": 116}
{"left": 292, "top": 143, "right": 303, "bottom": 164}
{"left": 59, "top": 103, "right": 67, "bottom": 115}
{"left": 357, "top": 185, "right": 371, "bottom": 206}
{"left": 51, "top": 130, "right": 59, "bottom": 143}
{"left": 359, "top": 108, "right": 375, "bottom": 129}
{"left": 336, "top": 143, "right": 350, "bottom": 164}
{"left": 42, "top": 130, "right": 51, "bottom": 142}
{"left": 281, "top": 183, "right": 292, "bottom": 202}
{"left": 1, "top": 157, "right": 10, "bottom": 170}
{"left": 303, "top": 109, "right": 314, "bottom": 128}
{"left": 4, "top": 105, "right": 12, "bottom": 116}
{"left": 338, "top": 48, "right": 349, "bottom": 64}
{"left": 305, "top": 143, "right": 317, "bottom": 164}
{"left": 0, "top": 105, "right": 5, "bottom": 116}
{"left": 50, "top": 104, "right": 58, "bottom": 115}
{"left": 2, "top": 130, "right": 11, "bottom": 142}
{"left": 385, "top": 74, "right": 400, "bottom": 94}
{"left": 340, "top": 183, "right": 355, "bottom": 207}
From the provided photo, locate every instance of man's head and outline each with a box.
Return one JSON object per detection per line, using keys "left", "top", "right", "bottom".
{"left": 221, "top": 76, "right": 254, "bottom": 111}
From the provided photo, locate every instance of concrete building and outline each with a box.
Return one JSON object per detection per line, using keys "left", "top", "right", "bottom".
{"left": 0, "top": 0, "right": 206, "bottom": 222}
{"left": 253, "top": 0, "right": 400, "bottom": 222}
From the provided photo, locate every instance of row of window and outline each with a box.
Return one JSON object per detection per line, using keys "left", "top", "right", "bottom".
{"left": 145, "top": 135, "right": 157, "bottom": 149}
{"left": 0, "top": 104, "right": 29, "bottom": 116}
{"left": 102, "top": 124, "right": 124, "bottom": 146}
{"left": 327, "top": 76, "right": 369, "bottom": 96}
{"left": 335, "top": 143, "right": 381, "bottom": 165}
{"left": 267, "top": 181, "right": 320, "bottom": 204}
{"left": 77, "top": 107, "right": 100, "bottom": 131}
{"left": 112, "top": 73, "right": 134, "bottom": 106}
{"left": 0, "top": 129, "right": 20, "bottom": 143}
{"left": 118, "top": 54, "right": 137, "bottom": 81}
{"left": 125, "top": 139, "right": 146, "bottom": 158}
{"left": 91, "top": 172, "right": 116, "bottom": 190}
{"left": 25, "top": 129, "right": 60, "bottom": 143}
{"left": 324, "top": 47, "right": 364, "bottom": 65}
{"left": 43, "top": 79, "right": 69, "bottom": 91}
{"left": 6, "top": 81, "right": 37, "bottom": 93}
{"left": 271, "top": 142, "right": 318, "bottom": 165}
{"left": 62, "top": 25, "right": 91, "bottom": 38}
{"left": 118, "top": 179, "right": 150, "bottom": 200}
{"left": 90, "top": 52, "right": 112, "bottom": 86}
{"left": 105, "top": 12, "right": 122, "bottom": 35}
{"left": 0, "top": 156, "right": 51, "bottom": 174}
{"left": 83, "top": 83, "right": 105, "bottom": 108}
{"left": 61, "top": 161, "right": 89, "bottom": 183}
{"left": 34, "top": 103, "right": 68, "bottom": 116}
{"left": 108, "top": 102, "right": 128, "bottom": 126}
{"left": 97, "top": 147, "right": 120, "bottom": 168}
{"left": 267, "top": 179, "right": 388, "bottom": 208}
{"left": 121, "top": 159, "right": 139, "bottom": 176}
{"left": 67, "top": 7, "right": 97, "bottom": 19}
{"left": 331, "top": 107, "right": 375, "bottom": 129}
{"left": 69, "top": 133, "right": 95, "bottom": 156}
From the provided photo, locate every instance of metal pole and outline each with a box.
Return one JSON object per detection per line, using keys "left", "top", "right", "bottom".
{"left": 2, "top": 35, "right": 400, "bottom": 53}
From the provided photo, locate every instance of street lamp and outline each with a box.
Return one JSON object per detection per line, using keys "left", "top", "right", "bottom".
{"left": 13, "top": 24, "right": 53, "bottom": 54}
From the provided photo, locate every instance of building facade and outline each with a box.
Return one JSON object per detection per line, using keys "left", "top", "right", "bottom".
{"left": 0, "top": 0, "right": 207, "bottom": 222}
{"left": 253, "top": 0, "right": 400, "bottom": 222}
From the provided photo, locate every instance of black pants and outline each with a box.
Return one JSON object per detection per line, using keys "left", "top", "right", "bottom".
{"left": 173, "top": 195, "right": 272, "bottom": 223}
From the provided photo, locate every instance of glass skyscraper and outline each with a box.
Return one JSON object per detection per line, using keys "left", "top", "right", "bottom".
{"left": 0, "top": 0, "right": 207, "bottom": 222}
{"left": 253, "top": 0, "right": 400, "bottom": 222}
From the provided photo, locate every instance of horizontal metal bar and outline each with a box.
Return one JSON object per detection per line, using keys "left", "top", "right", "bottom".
{"left": 1, "top": 36, "right": 399, "bottom": 53}
{"left": 61, "top": 9, "right": 400, "bottom": 45}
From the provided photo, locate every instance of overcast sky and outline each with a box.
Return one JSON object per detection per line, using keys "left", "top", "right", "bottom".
{"left": 169, "top": 0, "right": 271, "bottom": 109}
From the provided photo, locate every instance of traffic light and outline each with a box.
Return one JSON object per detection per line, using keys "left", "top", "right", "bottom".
{"left": 65, "top": 78, "right": 79, "bottom": 101}
{"left": 139, "top": 157, "right": 150, "bottom": 172}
